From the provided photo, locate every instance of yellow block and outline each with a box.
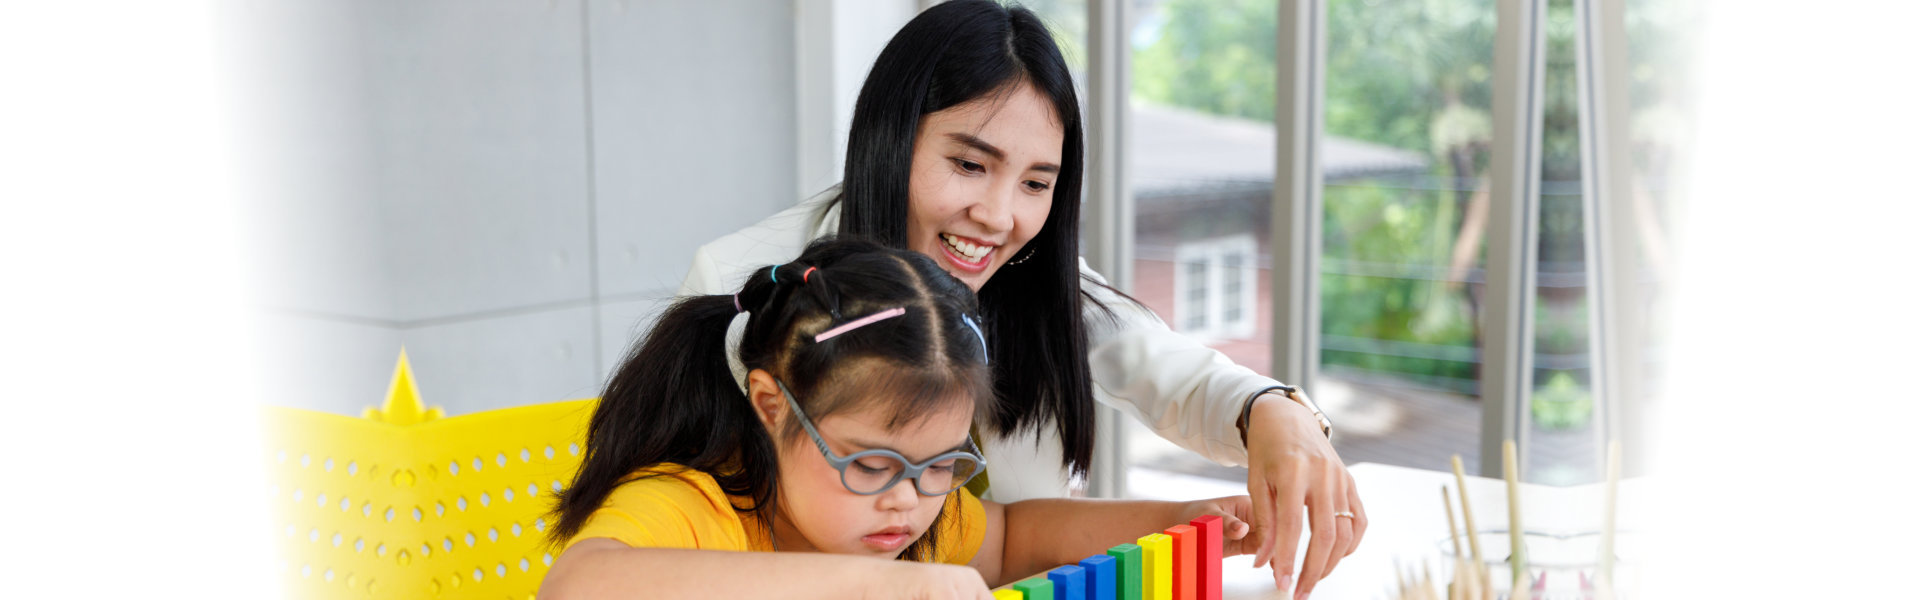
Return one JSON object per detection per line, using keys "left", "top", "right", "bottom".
{"left": 1138, "top": 532, "right": 1173, "bottom": 600}
{"left": 993, "top": 589, "right": 1025, "bottom": 600}
{"left": 265, "top": 351, "right": 596, "bottom": 600}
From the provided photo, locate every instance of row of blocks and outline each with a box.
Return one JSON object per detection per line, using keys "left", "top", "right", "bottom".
{"left": 995, "top": 515, "right": 1224, "bottom": 600}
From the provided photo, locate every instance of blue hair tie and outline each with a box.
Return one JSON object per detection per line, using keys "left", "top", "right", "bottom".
{"left": 770, "top": 263, "right": 783, "bottom": 283}
{"left": 961, "top": 314, "right": 989, "bottom": 362}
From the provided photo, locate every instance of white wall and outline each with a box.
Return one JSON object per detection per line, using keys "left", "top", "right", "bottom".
{"left": 796, "top": 0, "right": 919, "bottom": 196}
{"left": 242, "top": 0, "right": 850, "bottom": 416}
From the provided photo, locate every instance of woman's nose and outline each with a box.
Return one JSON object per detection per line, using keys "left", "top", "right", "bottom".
{"left": 967, "top": 185, "right": 1016, "bottom": 233}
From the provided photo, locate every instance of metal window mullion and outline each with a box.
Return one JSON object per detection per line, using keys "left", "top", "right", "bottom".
{"left": 1271, "top": 0, "right": 1325, "bottom": 392}
{"left": 1582, "top": 0, "right": 1638, "bottom": 473}
{"left": 1482, "top": 0, "right": 1547, "bottom": 477}
{"left": 1085, "top": 0, "right": 1130, "bottom": 499}
{"left": 1572, "top": 0, "right": 1613, "bottom": 477}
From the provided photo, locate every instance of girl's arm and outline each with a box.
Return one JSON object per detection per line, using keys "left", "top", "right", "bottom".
{"left": 968, "top": 495, "right": 1253, "bottom": 587}
{"left": 543, "top": 538, "right": 993, "bottom": 600}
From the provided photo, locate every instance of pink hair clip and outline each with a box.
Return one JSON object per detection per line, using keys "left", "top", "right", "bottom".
{"left": 813, "top": 307, "right": 907, "bottom": 343}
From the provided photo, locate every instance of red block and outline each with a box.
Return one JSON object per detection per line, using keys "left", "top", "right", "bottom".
{"left": 1165, "top": 524, "right": 1197, "bottom": 600}
{"left": 1188, "top": 515, "right": 1223, "bottom": 600}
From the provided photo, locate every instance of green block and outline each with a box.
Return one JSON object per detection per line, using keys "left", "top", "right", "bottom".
{"left": 1013, "top": 577, "right": 1056, "bottom": 600}
{"left": 1107, "top": 543, "right": 1142, "bottom": 600}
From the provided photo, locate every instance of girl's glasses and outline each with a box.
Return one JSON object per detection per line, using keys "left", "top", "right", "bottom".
{"left": 776, "top": 380, "right": 985, "bottom": 496}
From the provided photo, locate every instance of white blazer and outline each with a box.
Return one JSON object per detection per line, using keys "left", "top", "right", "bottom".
{"left": 680, "top": 188, "right": 1291, "bottom": 502}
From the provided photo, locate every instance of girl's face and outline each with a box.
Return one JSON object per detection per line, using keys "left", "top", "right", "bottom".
{"left": 747, "top": 371, "right": 975, "bottom": 558}
{"left": 905, "top": 80, "right": 1064, "bottom": 292}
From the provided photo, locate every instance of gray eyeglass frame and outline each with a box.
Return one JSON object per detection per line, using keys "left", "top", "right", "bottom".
{"left": 775, "top": 380, "right": 985, "bottom": 497}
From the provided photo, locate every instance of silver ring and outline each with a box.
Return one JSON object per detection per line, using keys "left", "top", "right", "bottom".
{"left": 1334, "top": 511, "right": 1356, "bottom": 519}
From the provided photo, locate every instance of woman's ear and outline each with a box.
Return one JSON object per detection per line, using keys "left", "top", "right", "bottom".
{"left": 745, "top": 368, "right": 786, "bottom": 431}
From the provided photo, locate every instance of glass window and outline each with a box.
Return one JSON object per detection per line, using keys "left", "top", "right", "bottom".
{"left": 1122, "top": 0, "right": 1280, "bottom": 484}
{"left": 1527, "top": 0, "right": 1596, "bottom": 485}
{"left": 1522, "top": 0, "right": 1693, "bottom": 485}
{"left": 1319, "top": 0, "right": 1496, "bottom": 473}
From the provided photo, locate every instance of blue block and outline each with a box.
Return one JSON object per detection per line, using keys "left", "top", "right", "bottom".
{"left": 1079, "top": 554, "right": 1117, "bottom": 600}
{"left": 1048, "top": 564, "right": 1088, "bottom": 600}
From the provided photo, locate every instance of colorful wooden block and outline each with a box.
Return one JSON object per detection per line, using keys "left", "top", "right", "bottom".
{"left": 1107, "top": 543, "right": 1142, "bottom": 600}
{"left": 1189, "top": 515, "right": 1223, "bottom": 600}
{"left": 1165, "top": 524, "right": 1197, "bottom": 600}
{"left": 1137, "top": 532, "right": 1172, "bottom": 600}
{"left": 1048, "top": 565, "right": 1087, "bottom": 600}
{"left": 994, "top": 590, "right": 1025, "bottom": 600}
{"left": 1080, "top": 554, "right": 1117, "bottom": 600}
{"left": 1014, "top": 577, "right": 1055, "bottom": 600}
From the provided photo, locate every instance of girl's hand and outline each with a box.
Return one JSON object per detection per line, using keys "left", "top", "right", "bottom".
{"left": 1175, "top": 495, "right": 1255, "bottom": 556}
{"left": 869, "top": 560, "right": 994, "bottom": 600}
{"left": 1243, "top": 392, "right": 1367, "bottom": 600}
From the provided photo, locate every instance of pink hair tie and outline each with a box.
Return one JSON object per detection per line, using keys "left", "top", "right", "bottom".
{"left": 733, "top": 293, "right": 742, "bottom": 313}
{"left": 813, "top": 307, "right": 907, "bottom": 343}
{"left": 802, "top": 266, "right": 817, "bottom": 283}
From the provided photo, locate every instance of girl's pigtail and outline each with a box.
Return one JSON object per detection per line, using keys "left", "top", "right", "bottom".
{"left": 548, "top": 292, "right": 763, "bottom": 545}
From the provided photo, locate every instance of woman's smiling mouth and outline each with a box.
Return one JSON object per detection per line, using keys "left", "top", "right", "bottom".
{"left": 940, "top": 233, "right": 995, "bottom": 271}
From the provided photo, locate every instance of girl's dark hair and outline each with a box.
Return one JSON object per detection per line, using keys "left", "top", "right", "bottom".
{"left": 550, "top": 238, "right": 993, "bottom": 563}
{"left": 836, "top": 0, "right": 1105, "bottom": 477}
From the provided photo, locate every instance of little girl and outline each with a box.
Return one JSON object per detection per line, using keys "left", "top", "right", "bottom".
{"left": 542, "top": 239, "right": 1256, "bottom": 599}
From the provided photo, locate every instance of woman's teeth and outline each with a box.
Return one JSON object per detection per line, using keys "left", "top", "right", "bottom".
{"left": 941, "top": 234, "right": 991, "bottom": 262}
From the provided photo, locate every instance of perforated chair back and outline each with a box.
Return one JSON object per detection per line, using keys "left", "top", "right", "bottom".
{"left": 266, "top": 352, "right": 594, "bottom": 599}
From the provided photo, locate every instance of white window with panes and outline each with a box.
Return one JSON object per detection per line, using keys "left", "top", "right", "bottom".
{"left": 1171, "top": 234, "right": 1257, "bottom": 342}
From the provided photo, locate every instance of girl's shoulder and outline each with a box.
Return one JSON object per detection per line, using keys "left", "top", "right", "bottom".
{"left": 931, "top": 487, "right": 988, "bottom": 565}
{"left": 611, "top": 463, "right": 728, "bottom": 505}
{"left": 569, "top": 464, "right": 754, "bottom": 551}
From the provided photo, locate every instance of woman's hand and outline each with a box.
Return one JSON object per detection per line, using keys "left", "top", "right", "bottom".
{"left": 868, "top": 560, "right": 995, "bottom": 600}
{"left": 1174, "top": 495, "right": 1256, "bottom": 556}
{"left": 1243, "top": 391, "right": 1367, "bottom": 599}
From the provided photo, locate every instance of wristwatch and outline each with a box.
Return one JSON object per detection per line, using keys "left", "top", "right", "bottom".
{"left": 1236, "top": 385, "right": 1333, "bottom": 446}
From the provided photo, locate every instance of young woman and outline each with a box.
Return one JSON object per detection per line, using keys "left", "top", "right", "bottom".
{"left": 680, "top": 2, "right": 1363, "bottom": 597}
{"left": 544, "top": 239, "right": 1254, "bottom": 599}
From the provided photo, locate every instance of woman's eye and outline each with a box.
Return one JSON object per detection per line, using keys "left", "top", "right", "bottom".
{"left": 1024, "top": 180, "right": 1052, "bottom": 192}
{"left": 952, "top": 158, "right": 984, "bottom": 173}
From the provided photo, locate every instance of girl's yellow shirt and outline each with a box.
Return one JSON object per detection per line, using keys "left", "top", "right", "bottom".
{"left": 565, "top": 464, "right": 985, "bottom": 565}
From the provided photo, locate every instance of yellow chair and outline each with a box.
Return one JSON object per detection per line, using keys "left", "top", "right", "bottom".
{"left": 266, "top": 351, "right": 596, "bottom": 599}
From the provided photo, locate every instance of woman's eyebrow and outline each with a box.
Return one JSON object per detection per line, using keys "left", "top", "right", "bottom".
{"left": 944, "top": 132, "right": 1005, "bottom": 160}
{"left": 944, "top": 132, "right": 1060, "bottom": 174}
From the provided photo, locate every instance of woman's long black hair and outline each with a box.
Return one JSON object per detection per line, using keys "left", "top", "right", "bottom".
{"left": 550, "top": 238, "right": 994, "bottom": 562}
{"left": 836, "top": 0, "right": 1106, "bottom": 478}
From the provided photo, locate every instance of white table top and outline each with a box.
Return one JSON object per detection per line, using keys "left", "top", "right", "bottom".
{"left": 1131, "top": 462, "right": 1643, "bottom": 599}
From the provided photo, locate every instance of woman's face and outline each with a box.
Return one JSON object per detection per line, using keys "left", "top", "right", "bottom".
{"left": 905, "top": 81, "right": 1064, "bottom": 292}
{"left": 750, "top": 371, "right": 975, "bottom": 558}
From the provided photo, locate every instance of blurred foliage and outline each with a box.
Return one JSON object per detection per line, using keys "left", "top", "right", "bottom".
{"left": 1531, "top": 370, "right": 1593, "bottom": 429}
